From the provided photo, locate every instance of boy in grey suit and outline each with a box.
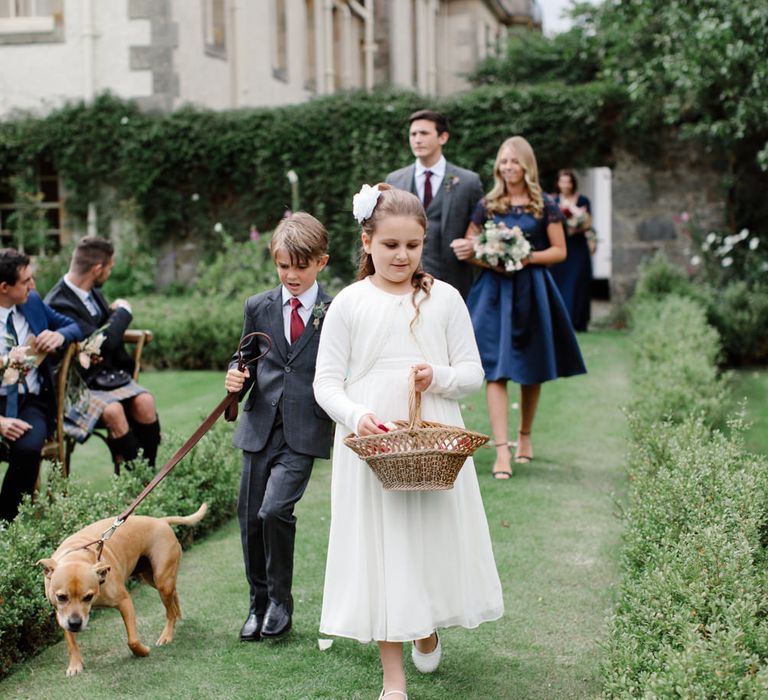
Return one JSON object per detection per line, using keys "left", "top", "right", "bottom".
{"left": 386, "top": 109, "right": 484, "bottom": 299}
{"left": 225, "top": 213, "right": 333, "bottom": 641}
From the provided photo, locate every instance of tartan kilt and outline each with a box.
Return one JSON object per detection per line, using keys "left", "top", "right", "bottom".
{"left": 63, "top": 380, "right": 148, "bottom": 443}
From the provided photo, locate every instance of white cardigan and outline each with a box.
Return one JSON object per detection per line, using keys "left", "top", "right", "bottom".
{"left": 313, "top": 277, "right": 484, "bottom": 434}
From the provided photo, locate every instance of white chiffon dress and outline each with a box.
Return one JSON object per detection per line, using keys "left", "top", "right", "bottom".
{"left": 313, "top": 277, "right": 504, "bottom": 642}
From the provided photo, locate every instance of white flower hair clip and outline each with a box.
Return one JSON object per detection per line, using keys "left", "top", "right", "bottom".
{"left": 352, "top": 184, "right": 382, "bottom": 224}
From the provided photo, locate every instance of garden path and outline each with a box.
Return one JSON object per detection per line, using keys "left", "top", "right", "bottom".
{"left": 0, "top": 331, "right": 630, "bottom": 699}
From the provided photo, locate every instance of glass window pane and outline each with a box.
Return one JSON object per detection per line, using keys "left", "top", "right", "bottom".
{"left": 0, "top": 209, "right": 12, "bottom": 229}
{"left": 45, "top": 207, "right": 60, "bottom": 228}
{"left": 40, "top": 178, "right": 58, "bottom": 202}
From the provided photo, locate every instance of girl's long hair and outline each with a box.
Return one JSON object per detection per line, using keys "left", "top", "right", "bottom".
{"left": 485, "top": 136, "right": 544, "bottom": 218}
{"left": 356, "top": 184, "right": 433, "bottom": 326}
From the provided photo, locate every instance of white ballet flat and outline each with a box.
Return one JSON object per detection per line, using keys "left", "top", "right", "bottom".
{"left": 378, "top": 690, "right": 408, "bottom": 699}
{"left": 411, "top": 631, "right": 442, "bottom": 673}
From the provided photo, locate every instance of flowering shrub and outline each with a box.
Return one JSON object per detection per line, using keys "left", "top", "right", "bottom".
{"left": 682, "top": 214, "right": 767, "bottom": 288}
{"left": 193, "top": 227, "right": 277, "bottom": 301}
{"left": 634, "top": 249, "right": 768, "bottom": 365}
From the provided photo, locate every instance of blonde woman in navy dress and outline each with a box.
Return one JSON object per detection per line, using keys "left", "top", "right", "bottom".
{"left": 451, "top": 136, "right": 586, "bottom": 479}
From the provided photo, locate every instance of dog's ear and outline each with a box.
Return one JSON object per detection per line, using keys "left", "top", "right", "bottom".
{"left": 37, "top": 558, "right": 57, "bottom": 578}
{"left": 93, "top": 563, "right": 110, "bottom": 585}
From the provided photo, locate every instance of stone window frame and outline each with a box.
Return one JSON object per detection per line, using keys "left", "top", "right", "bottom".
{"left": 271, "top": 0, "right": 288, "bottom": 82}
{"left": 0, "top": 0, "right": 64, "bottom": 45}
{"left": 203, "top": 0, "right": 227, "bottom": 59}
{"left": 303, "top": 0, "right": 315, "bottom": 91}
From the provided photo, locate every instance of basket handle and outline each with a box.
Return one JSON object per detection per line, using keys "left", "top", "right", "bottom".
{"left": 407, "top": 366, "right": 422, "bottom": 430}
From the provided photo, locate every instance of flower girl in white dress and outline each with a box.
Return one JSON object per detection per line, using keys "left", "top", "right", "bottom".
{"left": 313, "top": 184, "right": 503, "bottom": 699}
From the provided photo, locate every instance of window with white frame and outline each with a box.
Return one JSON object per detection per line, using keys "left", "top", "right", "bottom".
{"left": 0, "top": 0, "right": 58, "bottom": 34}
{"left": 204, "top": 0, "right": 226, "bottom": 56}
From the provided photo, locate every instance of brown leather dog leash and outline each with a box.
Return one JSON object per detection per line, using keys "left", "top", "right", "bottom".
{"left": 77, "top": 331, "right": 272, "bottom": 559}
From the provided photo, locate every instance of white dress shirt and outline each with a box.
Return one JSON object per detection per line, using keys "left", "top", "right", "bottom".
{"left": 281, "top": 282, "right": 318, "bottom": 344}
{"left": 414, "top": 156, "right": 446, "bottom": 205}
{"left": 63, "top": 274, "right": 100, "bottom": 317}
{"left": 0, "top": 305, "right": 41, "bottom": 395}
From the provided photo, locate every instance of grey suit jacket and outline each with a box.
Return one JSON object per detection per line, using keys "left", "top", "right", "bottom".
{"left": 230, "top": 284, "right": 333, "bottom": 458}
{"left": 386, "top": 160, "right": 484, "bottom": 298}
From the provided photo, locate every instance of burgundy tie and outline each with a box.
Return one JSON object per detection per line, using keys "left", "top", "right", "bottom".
{"left": 423, "top": 170, "right": 433, "bottom": 210}
{"left": 289, "top": 297, "right": 304, "bottom": 344}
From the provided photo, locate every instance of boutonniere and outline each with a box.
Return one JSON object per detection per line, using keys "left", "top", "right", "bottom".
{"left": 77, "top": 325, "right": 108, "bottom": 369}
{"left": 312, "top": 302, "right": 329, "bottom": 330}
{"left": 444, "top": 174, "right": 460, "bottom": 193}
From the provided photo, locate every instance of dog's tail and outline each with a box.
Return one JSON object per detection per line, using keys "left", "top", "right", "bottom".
{"left": 163, "top": 503, "right": 208, "bottom": 527}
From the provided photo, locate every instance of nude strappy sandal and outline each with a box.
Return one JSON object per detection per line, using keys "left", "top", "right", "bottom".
{"left": 491, "top": 441, "right": 515, "bottom": 479}
{"left": 515, "top": 430, "right": 533, "bottom": 464}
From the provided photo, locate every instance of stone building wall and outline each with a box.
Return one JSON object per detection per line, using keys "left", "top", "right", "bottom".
{"left": 610, "top": 141, "right": 728, "bottom": 302}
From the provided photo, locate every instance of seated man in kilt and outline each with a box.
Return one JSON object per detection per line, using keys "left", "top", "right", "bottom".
{"left": 45, "top": 236, "right": 160, "bottom": 468}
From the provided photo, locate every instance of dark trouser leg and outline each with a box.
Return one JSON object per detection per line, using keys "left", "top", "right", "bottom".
{"left": 238, "top": 450, "right": 270, "bottom": 615}
{"left": 0, "top": 396, "right": 48, "bottom": 522}
{"left": 258, "top": 437, "right": 314, "bottom": 612}
{"left": 132, "top": 419, "right": 161, "bottom": 467}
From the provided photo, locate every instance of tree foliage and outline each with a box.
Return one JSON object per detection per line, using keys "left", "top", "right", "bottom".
{"left": 474, "top": 1, "right": 768, "bottom": 170}
{"left": 592, "top": 0, "right": 768, "bottom": 166}
{"left": 470, "top": 23, "right": 601, "bottom": 86}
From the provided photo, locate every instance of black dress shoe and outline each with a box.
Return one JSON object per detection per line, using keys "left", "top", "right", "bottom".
{"left": 260, "top": 602, "right": 292, "bottom": 638}
{"left": 239, "top": 612, "right": 264, "bottom": 641}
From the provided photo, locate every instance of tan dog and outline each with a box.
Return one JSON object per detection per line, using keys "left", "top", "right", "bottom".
{"left": 37, "top": 503, "right": 207, "bottom": 676}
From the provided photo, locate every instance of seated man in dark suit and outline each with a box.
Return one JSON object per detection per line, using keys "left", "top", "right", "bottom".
{"left": 45, "top": 236, "right": 160, "bottom": 468}
{"left": 0, "top": 248, "right": 82, "bottom": 521}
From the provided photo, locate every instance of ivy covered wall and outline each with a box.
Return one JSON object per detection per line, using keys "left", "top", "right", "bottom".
{"left": 0, "top": 85, "right": 622, "bottom": 283}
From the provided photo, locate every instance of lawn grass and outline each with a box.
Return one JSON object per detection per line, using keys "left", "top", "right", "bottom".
{"left": 0, "top": 331, "right": 630, "bottom": 699}
{"left": 731, "top": 367, "right": 768, "bottom": 455}
{"left": 61, "top": 369, "right": 225, "bottom": 493}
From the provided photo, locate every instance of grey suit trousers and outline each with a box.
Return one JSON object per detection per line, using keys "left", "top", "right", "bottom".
{"left": 237, "top": 419, "right": 313, "bottom": 614}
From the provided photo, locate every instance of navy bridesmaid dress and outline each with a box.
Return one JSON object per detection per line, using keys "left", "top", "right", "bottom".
{"left": 550, "top": 194, "right": 593, "bottom": 332}
{"left": 466, "top": 196, "right": 586, "bottom": 386}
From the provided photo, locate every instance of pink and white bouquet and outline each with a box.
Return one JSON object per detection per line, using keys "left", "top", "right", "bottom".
{"left": 561, "top": 204, "right": 587, "bottom": 231}
{"left": 474, "top": 221, "right": 532, "bottom": 273}
{"left": 1, "top": 339, "right": 42, "bottom": 386}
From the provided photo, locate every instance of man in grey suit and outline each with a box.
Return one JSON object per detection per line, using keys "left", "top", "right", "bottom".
{"left": 225, "top": 213, "right": 333, "bottom": 642}
{"left": 386, "top": 109, "right": 484, "bottom": 299}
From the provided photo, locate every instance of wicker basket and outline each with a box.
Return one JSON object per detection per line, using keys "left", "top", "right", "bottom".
{"left": 343, "top": 369, "right": 489, "bottom": 491}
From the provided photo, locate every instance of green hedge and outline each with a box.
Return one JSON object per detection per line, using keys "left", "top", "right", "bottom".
{"left": 132, "top": 295, "right": 244, "bottom": 370}
{"left": 0, "top": 85, "right": 622, "bottom": 282}
{"left": 0, "top": 420, "right": 240, "bottom": 679}
{"left": 628, "top": 295, "right": 727, "bottom": 430}
{"left": 603, "top": 288, "right": 768, "bottom": 696}
{"left": 129, "top": 231, "right": 346, "bottom": 369}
